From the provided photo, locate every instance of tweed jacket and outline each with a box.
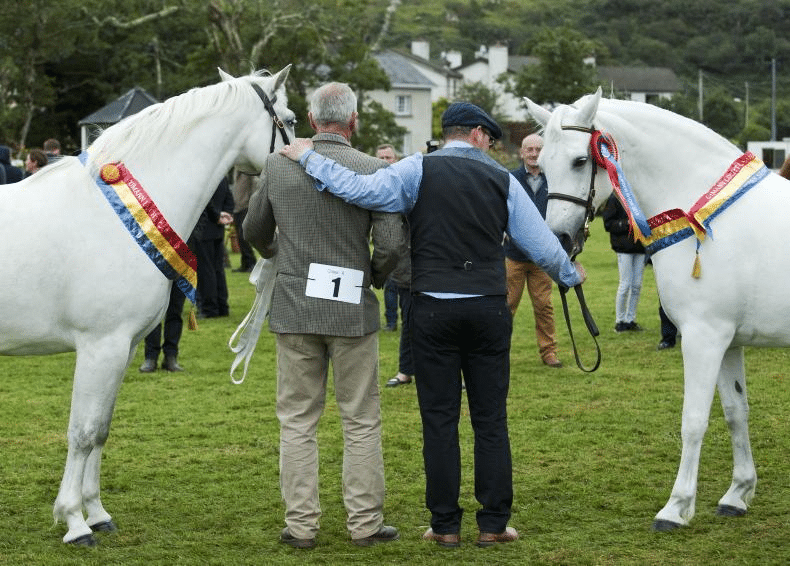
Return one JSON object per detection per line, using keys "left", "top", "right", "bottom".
{"left": 244, "top": 133, "right": 407, "bottom": 337}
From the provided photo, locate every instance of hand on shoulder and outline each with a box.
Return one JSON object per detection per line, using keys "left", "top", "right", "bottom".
{"left": 280, "top": 138, "right": 314, "bottom": 162}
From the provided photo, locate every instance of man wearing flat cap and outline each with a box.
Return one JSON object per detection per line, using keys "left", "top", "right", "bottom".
{"left": 279, "top": 102, "right": 585, "bottom": 549}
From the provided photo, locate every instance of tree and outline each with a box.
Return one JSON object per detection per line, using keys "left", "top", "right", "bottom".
{"left": 505, "top": 27, "right": 599, "bottom": 106}
{"left": 0, "top": 0, "right": 80, "bottom": 151}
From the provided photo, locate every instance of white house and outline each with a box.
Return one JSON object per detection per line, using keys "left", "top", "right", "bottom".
{"left": 454, "top": 44, "right": 538, "bottom": 122}
{"left": 368, "top": 50, "right": 437, "bottom": 154}
{"left": 369, "top": 41, "right": 682, "bottom": 153}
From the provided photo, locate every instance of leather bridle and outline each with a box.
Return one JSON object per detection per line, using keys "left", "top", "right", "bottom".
{"left": 251, "top": 83, "right": 291, "bottom": 154}
{"left": 547, "top": 125, "right": 599, "bottom": 239}
{"left": 550, "top": 124, "right": 603, "bottom": 372}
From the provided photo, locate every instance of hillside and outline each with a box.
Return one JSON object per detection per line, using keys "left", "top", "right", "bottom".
{"left": 380, "top": 0, "right": 790, "bottom": 103}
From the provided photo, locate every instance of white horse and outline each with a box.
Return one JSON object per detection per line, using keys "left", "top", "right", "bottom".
{"left": 0, "top": 66, "right": 294, "bottom": 545}
{"left": 525, "top": 88, "right": 790, "bottom": 531}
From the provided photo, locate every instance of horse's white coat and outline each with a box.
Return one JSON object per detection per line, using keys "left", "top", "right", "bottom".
{"left": 525, "top": 89, "right": 790, "bottom": 529}
{"left": 0, "top": 67, "right": 293, "bottom": 543}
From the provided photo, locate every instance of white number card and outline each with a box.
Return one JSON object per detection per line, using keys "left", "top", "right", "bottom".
{"left": 305, "top": 263, "right": 364, "bottom": 304}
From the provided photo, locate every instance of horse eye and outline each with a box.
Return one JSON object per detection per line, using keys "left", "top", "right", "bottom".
{"left": 285, "top": 118, "right": 297, "bottom": 127}
{"left": 573, "top": 156, "right": 588, "bottom": 168}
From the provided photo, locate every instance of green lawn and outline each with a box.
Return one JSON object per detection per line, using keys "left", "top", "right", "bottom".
{"left": 1, "top": 226, "right": 789, "bottom": 565}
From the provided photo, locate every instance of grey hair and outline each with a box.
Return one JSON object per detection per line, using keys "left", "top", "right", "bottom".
{"left": 310, "top": 82, "right": 357, "bottom": 126}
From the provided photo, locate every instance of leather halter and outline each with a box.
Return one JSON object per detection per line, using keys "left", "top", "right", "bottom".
{"left": 251, "top": 83, "right": 291, "bottom": 153}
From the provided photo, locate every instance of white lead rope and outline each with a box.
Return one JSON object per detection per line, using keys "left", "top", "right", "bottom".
{"left": 228, "top": 255, "right": 278, "bottom": 383}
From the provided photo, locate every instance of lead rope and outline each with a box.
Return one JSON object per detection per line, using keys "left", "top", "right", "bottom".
{"left": 559, "top": 282, "right": 601, "bottom": 372}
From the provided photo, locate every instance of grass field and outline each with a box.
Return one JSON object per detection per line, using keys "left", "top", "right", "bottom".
{"left": 1, "top": 225, "right": 789, "bottom": 565}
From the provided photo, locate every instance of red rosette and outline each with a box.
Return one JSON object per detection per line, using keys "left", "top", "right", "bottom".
{"left": 100, "top": 163, "right": 121, "bottom": 184}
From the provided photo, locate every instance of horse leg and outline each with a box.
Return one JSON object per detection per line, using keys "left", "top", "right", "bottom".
{"left": 83, "top": 445, "right": 117, "bottom": 533}
{"left": 53, "top": 337, "right": 132, "bottom": 545}
{"left": 653, "top": 332, "right": 728, "bottom": 531}
{"left": 715, "top": 347, "right": 756, "bottom": 517}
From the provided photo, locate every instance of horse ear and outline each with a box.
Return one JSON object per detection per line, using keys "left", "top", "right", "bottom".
{"left": 272, "top": 64, "right": 292, "bottom": 92}
{"left": 524, "top": 97, "right": 551, "bottom": 127}
{"left": 218, "top": 68, "right": 235, "bottom": 82}
{"left": 575, "top": 87, "right": 602, "bottom": 127}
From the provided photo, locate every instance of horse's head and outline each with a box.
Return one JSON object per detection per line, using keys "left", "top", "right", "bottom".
{"left": 232, "top": 65, "right": 296, "bottom": 174}
{"left": 524, "top": 88, "right": 606, "bottom": 257}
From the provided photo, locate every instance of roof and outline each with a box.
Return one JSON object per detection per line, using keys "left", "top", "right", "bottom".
{"left": 373, "top": 51, "right": 435, "bottom": 89}
{"left": 596, "top": 66, "right": 680, "bottom": 93}
{"left": 507, "top": 55, "right": 540, "bottom": 73}
{"left": 386, "top": 48, "right": 464, "bottom": 79}
{"left": 78, "top": 87, "right": 159, "bottom": 125}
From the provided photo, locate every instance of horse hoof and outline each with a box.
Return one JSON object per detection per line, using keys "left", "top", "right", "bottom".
{"left": 716, "top": 504, "right": 746, "bottom": 517}
{"left": 652, "top": 519, "right": 682, "bottom": 532}
{"left": 68, "top": 533, "right": 98, "bottom": 547}
{"left": 90, "top": 520, "right": 118, "bottom": 533}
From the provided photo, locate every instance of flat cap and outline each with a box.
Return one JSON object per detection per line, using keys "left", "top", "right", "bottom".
{"left": 441, "top": 102, "right": 502, "bottom": 140}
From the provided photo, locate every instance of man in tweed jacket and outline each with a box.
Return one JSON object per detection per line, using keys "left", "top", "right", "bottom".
{"left": 244, "top": 82, "right": 406, "bottom": 549}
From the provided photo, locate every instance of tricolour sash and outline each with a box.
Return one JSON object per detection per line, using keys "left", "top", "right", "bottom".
{"left": 637, "top": 152, "right": 768, "bottom": 277}
{"left": 79, "top": 151, "right": 197, "bottom": 302}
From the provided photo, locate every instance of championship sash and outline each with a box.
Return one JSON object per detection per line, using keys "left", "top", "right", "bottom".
{"left": 642, "top": 152, "right": 768, "bottom": 254}
{"left": 79, "top": 151, "right": 197, "bottom": 302}
{"left": 635, "top": 152, "right": 768, "bottom": 277}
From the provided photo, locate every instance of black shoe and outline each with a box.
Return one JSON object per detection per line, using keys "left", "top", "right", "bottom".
{"left": 162, "top": 356, "right": 184, "bottom": 372}
{"left": 614, "top": 322, "right": 628, "bottom": 333}
{"left": 657, "top": 340, "right": 675, "bottom": 350}
{"left": 280, "top": 527, "right": 316, "bottom": 549}
{"left": 385, "top": 374, "right": 413, "bottom": 387}
{"left": 352, "top": 525, "right": 399, "bottom": 546}
{"left": 139, "top": 358, "right": 157, "bottom": 373}
{"left": 626, "top": 322, "right": 644, "bottom": 331}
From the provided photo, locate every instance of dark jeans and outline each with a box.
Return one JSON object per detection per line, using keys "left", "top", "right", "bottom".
{"left": 398, "top": 287, "right": 414, "bottom": 375}
{"left": 411, "top": 294, "right": 513, "bottom": 534}
{"left": 232, "top": 208, "right": 257, "bottom": 270}
{"left": 384, "top": 278, "right": 398, "bottom": 327}
{"left": 144, "top": 283, "right": 186, "bottom": 359}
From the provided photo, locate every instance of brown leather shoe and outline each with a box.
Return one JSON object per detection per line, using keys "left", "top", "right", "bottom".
{"left": 542, "top": 353, "right": 563, "bottom": 368}
{"left": 423, "top": 528, "right": 460, "bottom": 548}
{"left": 476, "top": 526, "right": 519, "bottom": 547}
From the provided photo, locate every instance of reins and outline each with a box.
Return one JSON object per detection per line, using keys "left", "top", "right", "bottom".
{"left": 558, "top": 276, "right": 601, "bottom": 373}
{"left": 551, "top": 124, "right": 605, "bottom": 372}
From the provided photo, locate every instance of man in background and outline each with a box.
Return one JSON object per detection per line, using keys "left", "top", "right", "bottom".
{"left": 231, "top": 168, "right": 257, "bottom": 272}
{"left": 504, "top": 133, "right": 563, "bottom": 368}
{"left": 375, "top": 144, "right": 400, "bottom": 332}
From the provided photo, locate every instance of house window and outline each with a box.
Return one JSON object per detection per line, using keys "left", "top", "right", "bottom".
{"left": 395, "top": 95, "right": 412, "bottom": 116}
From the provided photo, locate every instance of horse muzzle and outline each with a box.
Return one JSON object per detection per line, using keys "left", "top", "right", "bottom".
{"left": 557, "top": 225, "right": 588, "bottom": 259}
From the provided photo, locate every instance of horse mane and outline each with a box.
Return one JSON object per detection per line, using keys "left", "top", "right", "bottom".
{"left": 85, "top": 71, "right": 274, "bottom": 175}
{"left": 546, "top": 96, "right": 740, "bottom": 155}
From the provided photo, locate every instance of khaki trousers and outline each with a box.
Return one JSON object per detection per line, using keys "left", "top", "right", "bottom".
{"left": 275, "top": 332, "right": 385, "bottom": 540}
{"left": 505, "top": 258, "right": 558, "bottom": 360}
